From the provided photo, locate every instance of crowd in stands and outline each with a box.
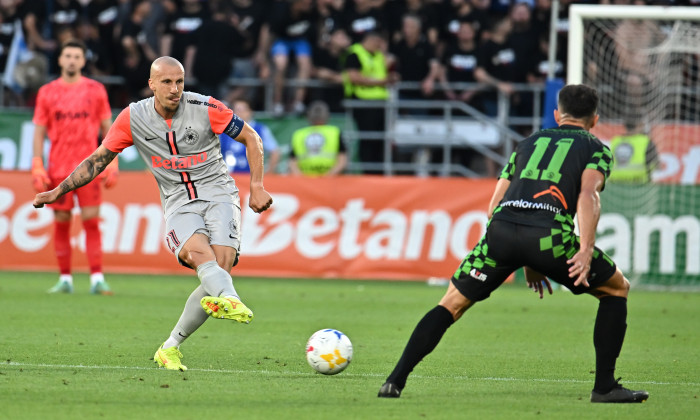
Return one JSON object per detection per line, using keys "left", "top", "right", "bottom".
{"left": 0, "top": 0, "right": 694, "bottom": 113}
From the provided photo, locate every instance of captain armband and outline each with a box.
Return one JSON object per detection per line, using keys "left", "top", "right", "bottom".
{"left": 223, "top": 114, "right": 245, "bottom": 139}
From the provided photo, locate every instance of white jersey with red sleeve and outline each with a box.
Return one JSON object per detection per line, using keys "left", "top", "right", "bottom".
{"left": 102, "top": 91, "right": 245, "bottom": 218}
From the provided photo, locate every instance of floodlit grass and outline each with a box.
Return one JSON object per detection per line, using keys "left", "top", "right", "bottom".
{"left": 0, "top": 271, "right": 698, "bottom": 419}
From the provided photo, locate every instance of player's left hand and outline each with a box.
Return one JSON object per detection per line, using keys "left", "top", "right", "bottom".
{"left": 249, "top": 185, "right": 273, "bottom": 213}
{"left": 524, "top": 266, "right": 553, "bottom": 299}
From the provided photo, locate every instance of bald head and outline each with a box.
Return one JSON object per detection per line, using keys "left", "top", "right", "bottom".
{"left": 150, "top": 56, "right": 184, "bottom": 78}
{"left": 148, "top": 56, "right": 186, "bottom": 119}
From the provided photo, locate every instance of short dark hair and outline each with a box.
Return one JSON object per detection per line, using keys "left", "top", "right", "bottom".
{"left": 557, "top": 84, "right": 598, "bottom": 120}
{"left": 59, "top": 39, "right": 87, "bottom": 57}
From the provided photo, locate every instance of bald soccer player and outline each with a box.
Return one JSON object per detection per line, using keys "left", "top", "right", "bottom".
{"left": 34, "top": 56, "right": 273, "bottom": 371}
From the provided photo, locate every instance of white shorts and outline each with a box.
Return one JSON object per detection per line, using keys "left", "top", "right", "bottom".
{"left": 164, "top": 200, "right": 242, "bottom": 268}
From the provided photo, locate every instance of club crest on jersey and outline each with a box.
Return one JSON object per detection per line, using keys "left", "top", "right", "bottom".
{"left": 469, "top": 268, "right": 487, "bottom": 282}
{"left": 183, "top": 127, "right": 199, "bottom": 145}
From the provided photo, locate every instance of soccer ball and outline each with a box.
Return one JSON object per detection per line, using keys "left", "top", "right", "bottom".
{"left": 305, "top": 329, "right": 353, "bottom": 375}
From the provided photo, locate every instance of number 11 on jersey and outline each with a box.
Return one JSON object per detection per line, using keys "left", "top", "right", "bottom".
{"left": 520, "top": 137, "right": 574, "bottom": 183}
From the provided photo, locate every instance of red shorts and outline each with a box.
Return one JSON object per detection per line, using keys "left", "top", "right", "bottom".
{"left": 48, "top": 175, "right": 102, "bottom": 211}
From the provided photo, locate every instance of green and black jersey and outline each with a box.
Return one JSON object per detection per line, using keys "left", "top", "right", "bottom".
{"left": 493, "top": 124, "right": 613, "bottom": 229}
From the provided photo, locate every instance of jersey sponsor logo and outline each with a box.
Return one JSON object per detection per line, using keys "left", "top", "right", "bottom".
{"left": 533, "top": 186, "right": 568, "bottom": 210}
{"left": 151, "top": 152, "right": 207, "bottom": 169}
{"left": 54, "top": 110, "right": 90, "bottom": 121}
{"left": 469, "top": 268, "right": 487, "bottom": 281}
{"left": 186, "top": 99, "right": 218, "bottom": 109}
{"left": 183, "top": 127, "right": 199, "bottom": 145}
{"left": 500, "top": 198, "right": 562, "bottom": 214}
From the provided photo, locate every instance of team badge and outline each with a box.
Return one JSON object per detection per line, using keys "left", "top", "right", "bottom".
{"left": 184, "top": 127, "right": 199, "bottom": 145}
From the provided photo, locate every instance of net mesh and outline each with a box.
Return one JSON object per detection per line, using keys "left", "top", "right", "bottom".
{"left": 580, "top": 17, "right": 700, "bottom": 288}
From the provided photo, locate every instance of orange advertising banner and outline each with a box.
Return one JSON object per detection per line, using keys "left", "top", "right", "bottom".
{"left": 593, "top": 123, "right": 700, "bottom": 184}
{"left": 0, "top": 171, "right": 497, "bottom": 280}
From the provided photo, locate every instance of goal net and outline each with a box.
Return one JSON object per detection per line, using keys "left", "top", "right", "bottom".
{"left": 568, "top": 5, "right": 700, "bottom": 289}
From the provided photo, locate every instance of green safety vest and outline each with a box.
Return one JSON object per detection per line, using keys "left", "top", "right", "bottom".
{"left": 343, "top": 43, "right": 388, "bottom": 100}
{"left": 291, "top": 125, "right": 342, "bottom": 175}
{"left": 609, "top": 134, "right": 651, "bottom": 183}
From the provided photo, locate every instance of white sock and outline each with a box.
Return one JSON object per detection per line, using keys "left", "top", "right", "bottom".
{"left": 162, "top": 336, "right": 181, "bottom": 349}
{"left": 90, "top": 272, "right": 104, "bottom": 286}
{"left": 196, "top": 260, "right": 238, "bottom": 298}
{"left": 162, "top": 286, "right": 209, "bottom": 350}
{"left": 59, "top": 274, "right": 73, "bottom": 285}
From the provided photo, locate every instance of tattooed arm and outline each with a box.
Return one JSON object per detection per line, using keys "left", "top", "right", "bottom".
{"left": 33, "top": 145, "right": 118, "bottom": 208}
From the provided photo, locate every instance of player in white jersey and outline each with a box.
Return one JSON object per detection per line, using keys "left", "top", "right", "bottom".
{"left": 34, "top": 56, "right": 273, "bottom": 371}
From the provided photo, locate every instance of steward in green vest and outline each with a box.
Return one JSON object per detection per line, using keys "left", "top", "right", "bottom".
{"left": 342, "top": 33, "right": 389, "bottom": 100}
{"left": 341, "top": 31, "right": 394, "bottom": 174}
{"left": 289, "top": 101, "right": 348, "bottom": 176}
{"left": 608, "top": 123, "right": 658, "bottom": 183}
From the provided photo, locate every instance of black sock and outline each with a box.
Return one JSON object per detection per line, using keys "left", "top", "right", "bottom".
{"left": 386, "top": 305, "right": 455, "bottom": 389}
{"left": 593, "top": 296, "right": 628, "bottom": 393}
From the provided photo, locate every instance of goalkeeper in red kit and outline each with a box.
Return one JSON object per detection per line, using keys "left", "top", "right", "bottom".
{"left": 32, "top": 40, "right": 117, "bottom": 294}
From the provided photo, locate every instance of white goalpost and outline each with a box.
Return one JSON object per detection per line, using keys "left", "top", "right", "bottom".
{"left": 568, "top": 5, "right": 700, "bottom": 289}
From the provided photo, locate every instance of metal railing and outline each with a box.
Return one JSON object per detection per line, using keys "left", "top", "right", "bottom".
{"left": 1, "top": 73, "right": 546, "bottom": 176}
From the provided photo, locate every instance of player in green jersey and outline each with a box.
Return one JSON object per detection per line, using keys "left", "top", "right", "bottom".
{"left": 378, "top": 84, "right": 649, "bottom": 404}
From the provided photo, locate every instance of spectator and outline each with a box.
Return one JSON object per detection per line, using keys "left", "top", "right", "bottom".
{"left": 439, "top": 20, "right": 480, "bottom": 106}
{"left": 0, "top": 0, "right": 21, "bottom": 71}
{"left": 220, "top": 99, "right": 281, "bottom": 174}
{"left": 160, "top": 0, "right": 206, "bottom": 72}
{"left": 508, "top": 1, "right": 540, "bottom": 117}
{"left": 317, "top": 0, "right": 346, "bottom": 42}
{"left": 531, "top": 0, "right": 552, "bottom": 39}
{"left": 338, "top": 0, "right": 385, "bottom": 44}
{"left": 20, "top": 0, "right": 57, "bottom": 56}
{"left": 267, "top": 0, "right": 318, "bottom": 116}
{"left": 342, "top": 30, "right": 396, "bottom": 174}
{"left": 227, "top": 0, "right": 271, "bottom": 105}
{"left": 75, "top": 18, "right": 113, "bottom": 77}
{"left": 119, "top": 0, "right": 158, "bottom": 103}
{"left": 474, "top": 16, "right": 523, "bottom": 117}
{"left": 526, "top": 33, "right": 566, "bottom": 84}
{"left": 390, "top": 13, "right": 440, "bottom": 105}
{"left": 386, "top": 0, "right": 439, "bottom": 45}
{"left": 289, "top": 100, "right": 348, "bottom": 176}
{"left": 187, "top": 3, "right": 242, "bottom": 99}
{"left": 85, "top": 0, "right": 120, "bottom": 75}
{"left": 437, "top": 0, "right": 488, "bottom": 55}
{"left": 311, "top": 27, "right": 351, "bottom": 112}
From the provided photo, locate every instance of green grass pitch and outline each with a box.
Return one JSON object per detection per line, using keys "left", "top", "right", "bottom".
{"left": 0, "top": 271, "right": 698, "bottom": 419}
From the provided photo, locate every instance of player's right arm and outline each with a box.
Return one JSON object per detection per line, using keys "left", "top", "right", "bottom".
{"left": 34, "top": 107, "right": 132, "bottom": 208}
{"left": 33, "top": 145, "right": 118, "bottom": 208}
{"left": 567, "top": 169, "right": 606, "bottom": 287}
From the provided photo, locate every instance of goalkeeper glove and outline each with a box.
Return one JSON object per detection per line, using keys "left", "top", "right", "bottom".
{"left": 31, "top": 157, "right": 51, "bottom": 192}
{"left": 102, "top": 158, "right": 119, "bottom": 189}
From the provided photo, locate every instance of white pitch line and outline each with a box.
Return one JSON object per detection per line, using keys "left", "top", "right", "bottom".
{"left": 3, "top": 362, "right": 699, "bottom": 387}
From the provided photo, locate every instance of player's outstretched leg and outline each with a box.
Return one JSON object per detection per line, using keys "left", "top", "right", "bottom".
{"left": 378, "top": 305, "right": 454, "bottom": 398}
{"left": 200, "top": 296, "right": 253, "bottom": 323}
